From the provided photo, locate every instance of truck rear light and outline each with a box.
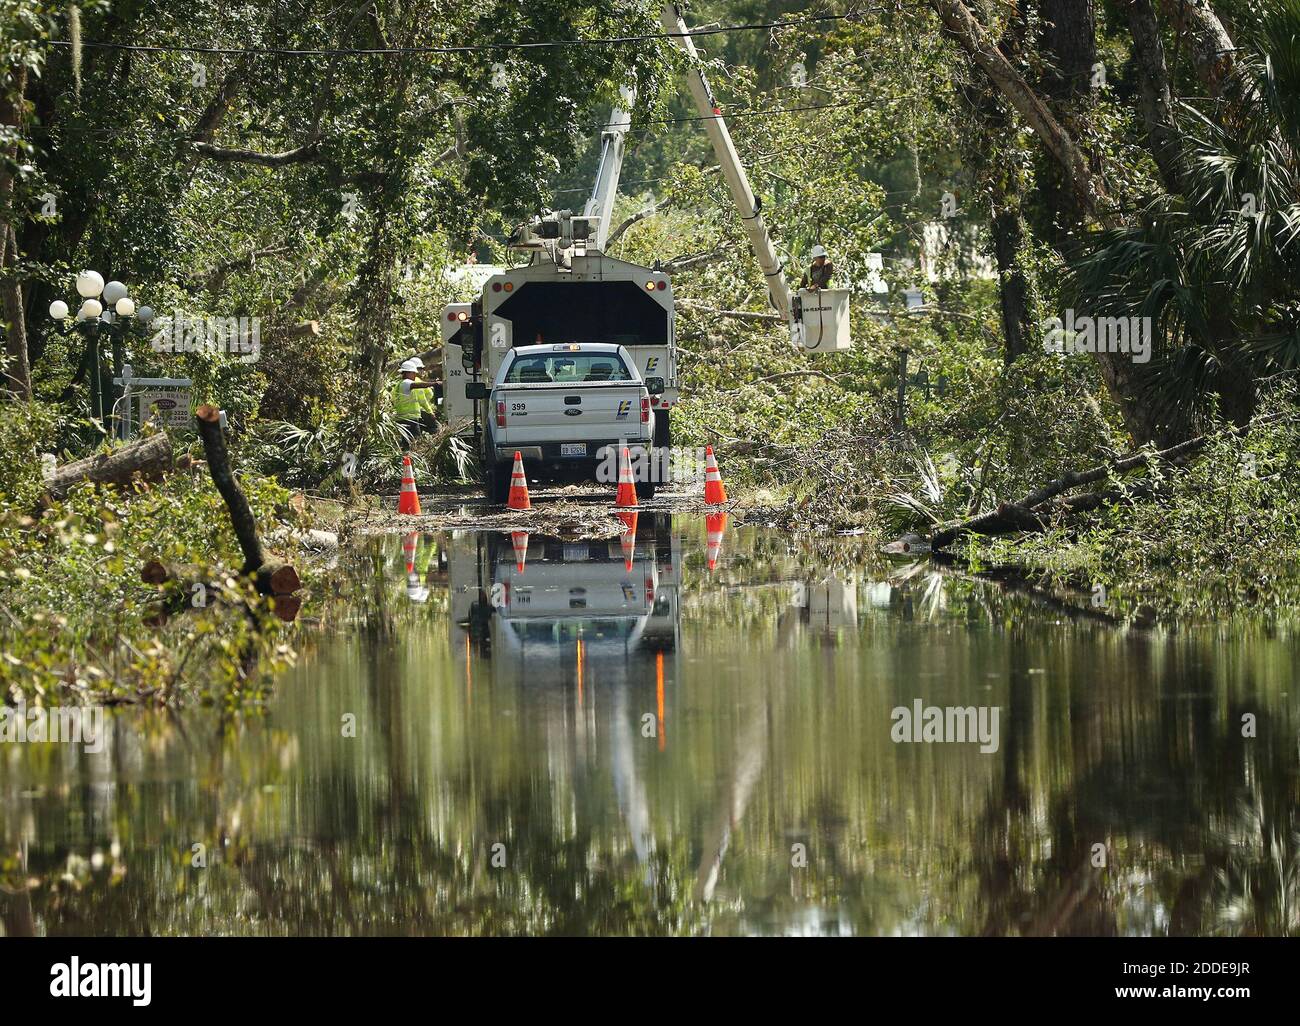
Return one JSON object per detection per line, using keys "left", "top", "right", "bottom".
{"left": 650, "top": 396, "right": 659, "bottom": 407}
{"left": 656, "top": 280, "right": 667, "bottom": 290}
{"left": 640, "top": 397, "right": 650, "bottom": 423}
{"left": 495, "top": 401, "right": 506, "bottom": 427}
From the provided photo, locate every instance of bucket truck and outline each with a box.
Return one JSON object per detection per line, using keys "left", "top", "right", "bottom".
{"left": 442, "top": 3, "right": 850, "bottom": 500}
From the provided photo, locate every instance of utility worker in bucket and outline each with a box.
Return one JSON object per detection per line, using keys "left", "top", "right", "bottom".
{"left": 800, "top": 244, "right": 835, "bottom": 291}
{"left": 394, "top": 358, "right": 438, "bottom": 439}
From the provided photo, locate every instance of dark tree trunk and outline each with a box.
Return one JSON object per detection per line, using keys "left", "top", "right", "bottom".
{"left": 1034, "top": 0, "right": 1098, "bottom": 249}
{"left": 958, "top": 21, "right": 1038, "bottom": 364}
{"left": 1127, "top": 0, "right": 1187, "bottom": 193}
{"left": 1, "top": 64, "right": 31, "bottom": 399}
{"left": 991, "top": 194, "right": 1035, "bottom": 364}
{"left": 195, "top": 404, "right": 299, "bottom": 595}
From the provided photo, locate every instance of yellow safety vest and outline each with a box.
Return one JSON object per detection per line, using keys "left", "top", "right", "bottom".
{"left": 393, "top": 378, "right": 422, "bottom": 419}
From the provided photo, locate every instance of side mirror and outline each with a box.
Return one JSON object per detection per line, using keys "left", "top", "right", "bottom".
{"left": 645, "top": 376, "right": 665, "bottom": 395}
{"left": 464, "top": 382, "right": 489, "bottom": 400}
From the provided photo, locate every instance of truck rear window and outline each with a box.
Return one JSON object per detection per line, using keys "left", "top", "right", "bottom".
{"left": 502, "top": 353, "right": 633, "bottom": 384}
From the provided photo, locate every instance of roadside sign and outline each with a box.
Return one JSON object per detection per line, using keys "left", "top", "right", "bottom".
{"left": 136, "top": 390, "right": 192, "bottom": 432}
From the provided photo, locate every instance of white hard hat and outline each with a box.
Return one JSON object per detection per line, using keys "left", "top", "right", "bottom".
{"left": 409, "top": 356, "right": 425, "bottom": 369}
{"left": 400, "top": 359, "right": 419, "bottom": 373}
{"left": 811, "top": 244, "right": 828, "bottom": 259}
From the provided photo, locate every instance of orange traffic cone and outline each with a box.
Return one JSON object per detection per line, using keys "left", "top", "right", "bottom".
{"left": 398, "top": 455, "right": 421, "bottom": 515}
{"left": 615, "top": 446, "right": 638, "bottom": 507}
{"left": 617, "top": 511, "right": 638, "bottom": 571}
{"left": 507, "top": 451, "right": 531, "bottom": 510}
{"left": 704, "top": 445, "right": 727, "bottom": 505}
{"left": 511, "top": 531, "right": 529, "bottom": 573}
{"left": 402, "top": 531, "right": 418, "bottom": 573}
{"left": 706, "top": 512, "right": 728, "bottom": 572}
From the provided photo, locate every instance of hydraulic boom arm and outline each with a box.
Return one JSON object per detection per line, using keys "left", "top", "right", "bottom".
{"left": 660, "top": 3, "right": 795, "bottom": 323}
{"left": 584, "top": 89, "right": 635, "bottom": 252}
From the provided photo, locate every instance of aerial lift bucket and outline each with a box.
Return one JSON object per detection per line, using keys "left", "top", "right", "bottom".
{"left": 795, "top": 288, "right": 852, "bottom": 352}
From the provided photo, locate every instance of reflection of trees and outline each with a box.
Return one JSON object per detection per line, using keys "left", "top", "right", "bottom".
{"left": 967, "top": 616, "right": 1300, "bottom": 936}
{"left": 4, "top": 529, "right": 1298, "bottom": 936}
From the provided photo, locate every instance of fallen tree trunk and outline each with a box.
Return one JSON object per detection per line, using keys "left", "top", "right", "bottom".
{"left": 45, "top": 432, "right": 174, "bottom": 500}
{"left": 195, "top": 405, "right": 299, "bottom": 596}
{"left": 919, "top": 417, "right": 1281, "bottom": 551}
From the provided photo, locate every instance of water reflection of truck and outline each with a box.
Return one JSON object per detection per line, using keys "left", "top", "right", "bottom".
{"left": 449, "top": 513, "right": 681, "bottom": 687}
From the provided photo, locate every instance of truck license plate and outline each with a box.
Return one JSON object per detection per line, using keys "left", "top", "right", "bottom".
{"left": 560, "top": 443, "right": 587, "bottom": 457}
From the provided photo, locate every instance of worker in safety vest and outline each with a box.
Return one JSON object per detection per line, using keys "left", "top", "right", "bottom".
{"left": 799, "top": 244, "right": 835, "bottom": 291}
{"left": 394, "top": 358, "right": 438, "bottom": 439}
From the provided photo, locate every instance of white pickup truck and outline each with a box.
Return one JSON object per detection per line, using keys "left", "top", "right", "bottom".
{"left": 465, "top": 342, "right": 662, "bottom": 503}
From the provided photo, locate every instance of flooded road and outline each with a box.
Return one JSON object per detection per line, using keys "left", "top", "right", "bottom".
{"left": 2, "top": 516, "right": 1298, "bottom": 936}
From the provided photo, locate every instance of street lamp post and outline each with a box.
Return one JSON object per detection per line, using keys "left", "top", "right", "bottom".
{"left": 49, "top": 270, "right": 154, "bottom": 433}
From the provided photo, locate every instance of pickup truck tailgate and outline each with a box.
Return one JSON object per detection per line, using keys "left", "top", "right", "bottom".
{"left": 499, "top": 383, "right": 644, "bottom": 442}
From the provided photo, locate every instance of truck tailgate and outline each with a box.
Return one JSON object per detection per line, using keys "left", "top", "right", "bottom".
{"left": 498, "top": 383, "right": 644, "bottom": 443}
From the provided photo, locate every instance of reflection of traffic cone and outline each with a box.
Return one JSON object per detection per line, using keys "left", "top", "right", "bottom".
{"left": 615, "top": 446, "right": 638, "bottom": 507}
{"left": 402, "top": 531, "right": 418, "bottom": 573}
{"left": 511, "top": 531, "right": 529, "bottom": 573}
{"left": 617, "top": 511, "right": 638, "bottom": 571}
{"left": 706, "top": 512, "right": 728, "bottom": 571}
{"left": 398, "top": 455, "right": 421, "bottom": 514}
{"left": 507, "top": 451, "right": 531, "bottom": 510}
{"left": 704, "top": 445, "right": 727, "bottom": 505}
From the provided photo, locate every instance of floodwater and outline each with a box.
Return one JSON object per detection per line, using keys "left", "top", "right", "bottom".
{"left": 2, "top": 515, "right": 1297, "bottom": 936}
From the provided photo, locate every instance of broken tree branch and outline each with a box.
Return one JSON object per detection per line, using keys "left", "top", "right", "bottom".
{"left": 677, "top": 301, "right": 784, "bottom": 324}
{"left": 718, "top": 370, "right": 846, "bottom": 394}
{"left": 191, "top": 140, "right": 322, "bottom": 167}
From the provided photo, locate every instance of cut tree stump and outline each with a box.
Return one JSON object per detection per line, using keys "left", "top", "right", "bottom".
{"left": 45, "top": 432, "right": 174, "bottom": 501}
{"left": 194, "top": 404, "right": 300, "bottom": 597}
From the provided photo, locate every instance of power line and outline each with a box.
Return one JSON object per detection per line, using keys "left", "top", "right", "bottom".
{"left": 43, "top": 10, "right": 889, "bottom": 59}
{"left": 614, "top": 98, "right": 856, "bottom": 132}
{"left": 610, "top": 91, "right": 930, "bottom": 135}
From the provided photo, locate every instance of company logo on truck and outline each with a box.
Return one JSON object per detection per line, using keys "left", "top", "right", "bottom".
{"left": 616, "top": 400, "right": 631, "bottom": 419}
